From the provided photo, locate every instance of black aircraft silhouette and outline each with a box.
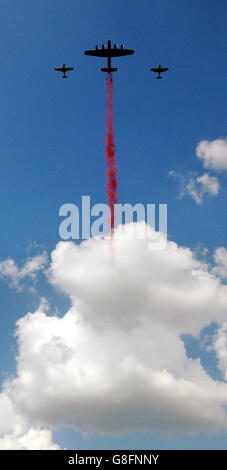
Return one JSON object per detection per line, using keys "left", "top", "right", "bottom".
{"left": 54, "top": 64, "right": 74, "bottom": 78}
{"left": 84, "top": 39, "right": 134, "bottom": 72}
{"left": 151, "top": 65, "right": 169, "bottom": 79}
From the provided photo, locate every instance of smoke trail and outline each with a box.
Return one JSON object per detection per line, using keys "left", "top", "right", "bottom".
{"left": 105, "top": 72, "right": 118, "bottom": 233}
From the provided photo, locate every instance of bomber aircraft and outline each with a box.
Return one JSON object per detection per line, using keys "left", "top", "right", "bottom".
{"left": 84, "top": 40, "right": 134, "bottom": 72}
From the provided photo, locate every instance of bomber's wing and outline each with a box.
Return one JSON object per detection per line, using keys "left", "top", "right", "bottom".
{"left": 84, "top": 49, "right": 107, "bottom": 57}
{"left": 108, "top": 48, "right": 134, "bottom": 57}
{"left": 84, "top": 48, "right": 134, "bottom": 58}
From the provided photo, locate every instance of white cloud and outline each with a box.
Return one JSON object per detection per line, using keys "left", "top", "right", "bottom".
{"left": 211, "top": 323, "right": 227, "bottom": 381}
{"left": 212, "top": 247, "right": 227, "bottom": 279}
{"left": 0, "top": 252, "right": 48, "bottom": 291}
{"left": 48, "top": 225, "right": 227, "bottom": 335}
{"left": 0, "top": 392, "right": 60, "bottom": 450}
{"left": 0, "top": 427, "right": 60, "bottom": 450}
{"left": 3, "top": 308, "right": 227, "bottom": 437}
{"left": 169, "top": 171, "right": 220, "bottom": 204}
{"left": 1, "top": 224, "right": 227, "bottom": 443}
{"left": 197, "top": 173, "right": 220, "bottom": 196}
{"left": 196, "top": 138, "right": 227, "bottom": 171}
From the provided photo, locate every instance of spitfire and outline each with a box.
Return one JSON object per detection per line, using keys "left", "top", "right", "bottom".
{"left": 54, "top": 64, "right": 74, "bottom": 78}
{"left": 151, "top": 64, "right": 169, "bottom": 79}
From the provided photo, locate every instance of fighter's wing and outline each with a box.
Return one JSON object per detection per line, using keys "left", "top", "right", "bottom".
{"left": 64, "top": 67, "right": 74, "bottom": 71}
{"left": 160, "top": 67, "right": 168, "bottom": 72}
{"left": 55, "top": 67, "right": 64, "bottom": 72}
{"left": 151, "top": 68, "right": 160, "bottom": 73}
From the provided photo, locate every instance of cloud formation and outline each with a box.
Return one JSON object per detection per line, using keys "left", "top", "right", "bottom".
{"left": 169, "top": 171, "right": 220, "bottom": 204}
{"left": 212, "top": 247, "right": 227, "bottom": 280}
{"left": 0, "top": 392, "right": 59, "bottom": 449}
{"left": 1, "top": 223, "right": 227, "bottom": 448}
{"left": 211, "top": 323, "right": 227, "bottom": 381}
{"left": 0, "top": 252, "right": 47, "bottom": 291}
{"left": 196, "top": 138, "right": 227, "bottom": 171}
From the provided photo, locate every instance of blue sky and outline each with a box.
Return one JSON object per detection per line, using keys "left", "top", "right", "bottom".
{"left": 0, "top": 0, "right": 227, "bottom": 450}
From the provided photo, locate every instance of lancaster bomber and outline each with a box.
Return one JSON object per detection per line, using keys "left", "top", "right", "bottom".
{"left": 84, "top": 39, "right": 135, "bottom": 72}
{"left": 54, "top": 64, "right": 74, "bottom": 78}
{"left": 151, "top": 65, "right": 169, "bottom": 79}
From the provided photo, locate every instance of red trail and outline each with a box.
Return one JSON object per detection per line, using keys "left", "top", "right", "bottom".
{"left": 105, "top": 72, "right": 118, "bottom": 232}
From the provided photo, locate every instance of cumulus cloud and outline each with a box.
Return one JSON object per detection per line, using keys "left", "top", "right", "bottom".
{"left": 212, "top": 247, "right": 227, "bottom": 279}
{"left": 211, "top": 323, "right": 227, "bottom": 381}
{"left": 0, "top": 392, "right": 60, "bottom": 449}
{"left": 196, "top": 138, "right": 227, "bottom": 171}
{"left": 0, "top": 427, "right": 60, "bottom": 450}
{"left": 0, "top": 252, "right": 48, "bottom": 291}
{"left": 1, "top": 223, "right": 227, "bottom": 446}
{"left": 197, "top": 173, "right": 220, "bottom": 196}
{"left": 169, "top": 171, "right": 220, "bottom": 204}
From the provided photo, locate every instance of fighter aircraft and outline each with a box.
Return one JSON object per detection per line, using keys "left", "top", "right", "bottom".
{"left": 84, "top": 39, "right": 134, "bottom": 72}
{"left": 54, "top": 64, "right": 74, "bottom": 78}
{"left": 151, "top": 65, "right": 169, "bottom": 79}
